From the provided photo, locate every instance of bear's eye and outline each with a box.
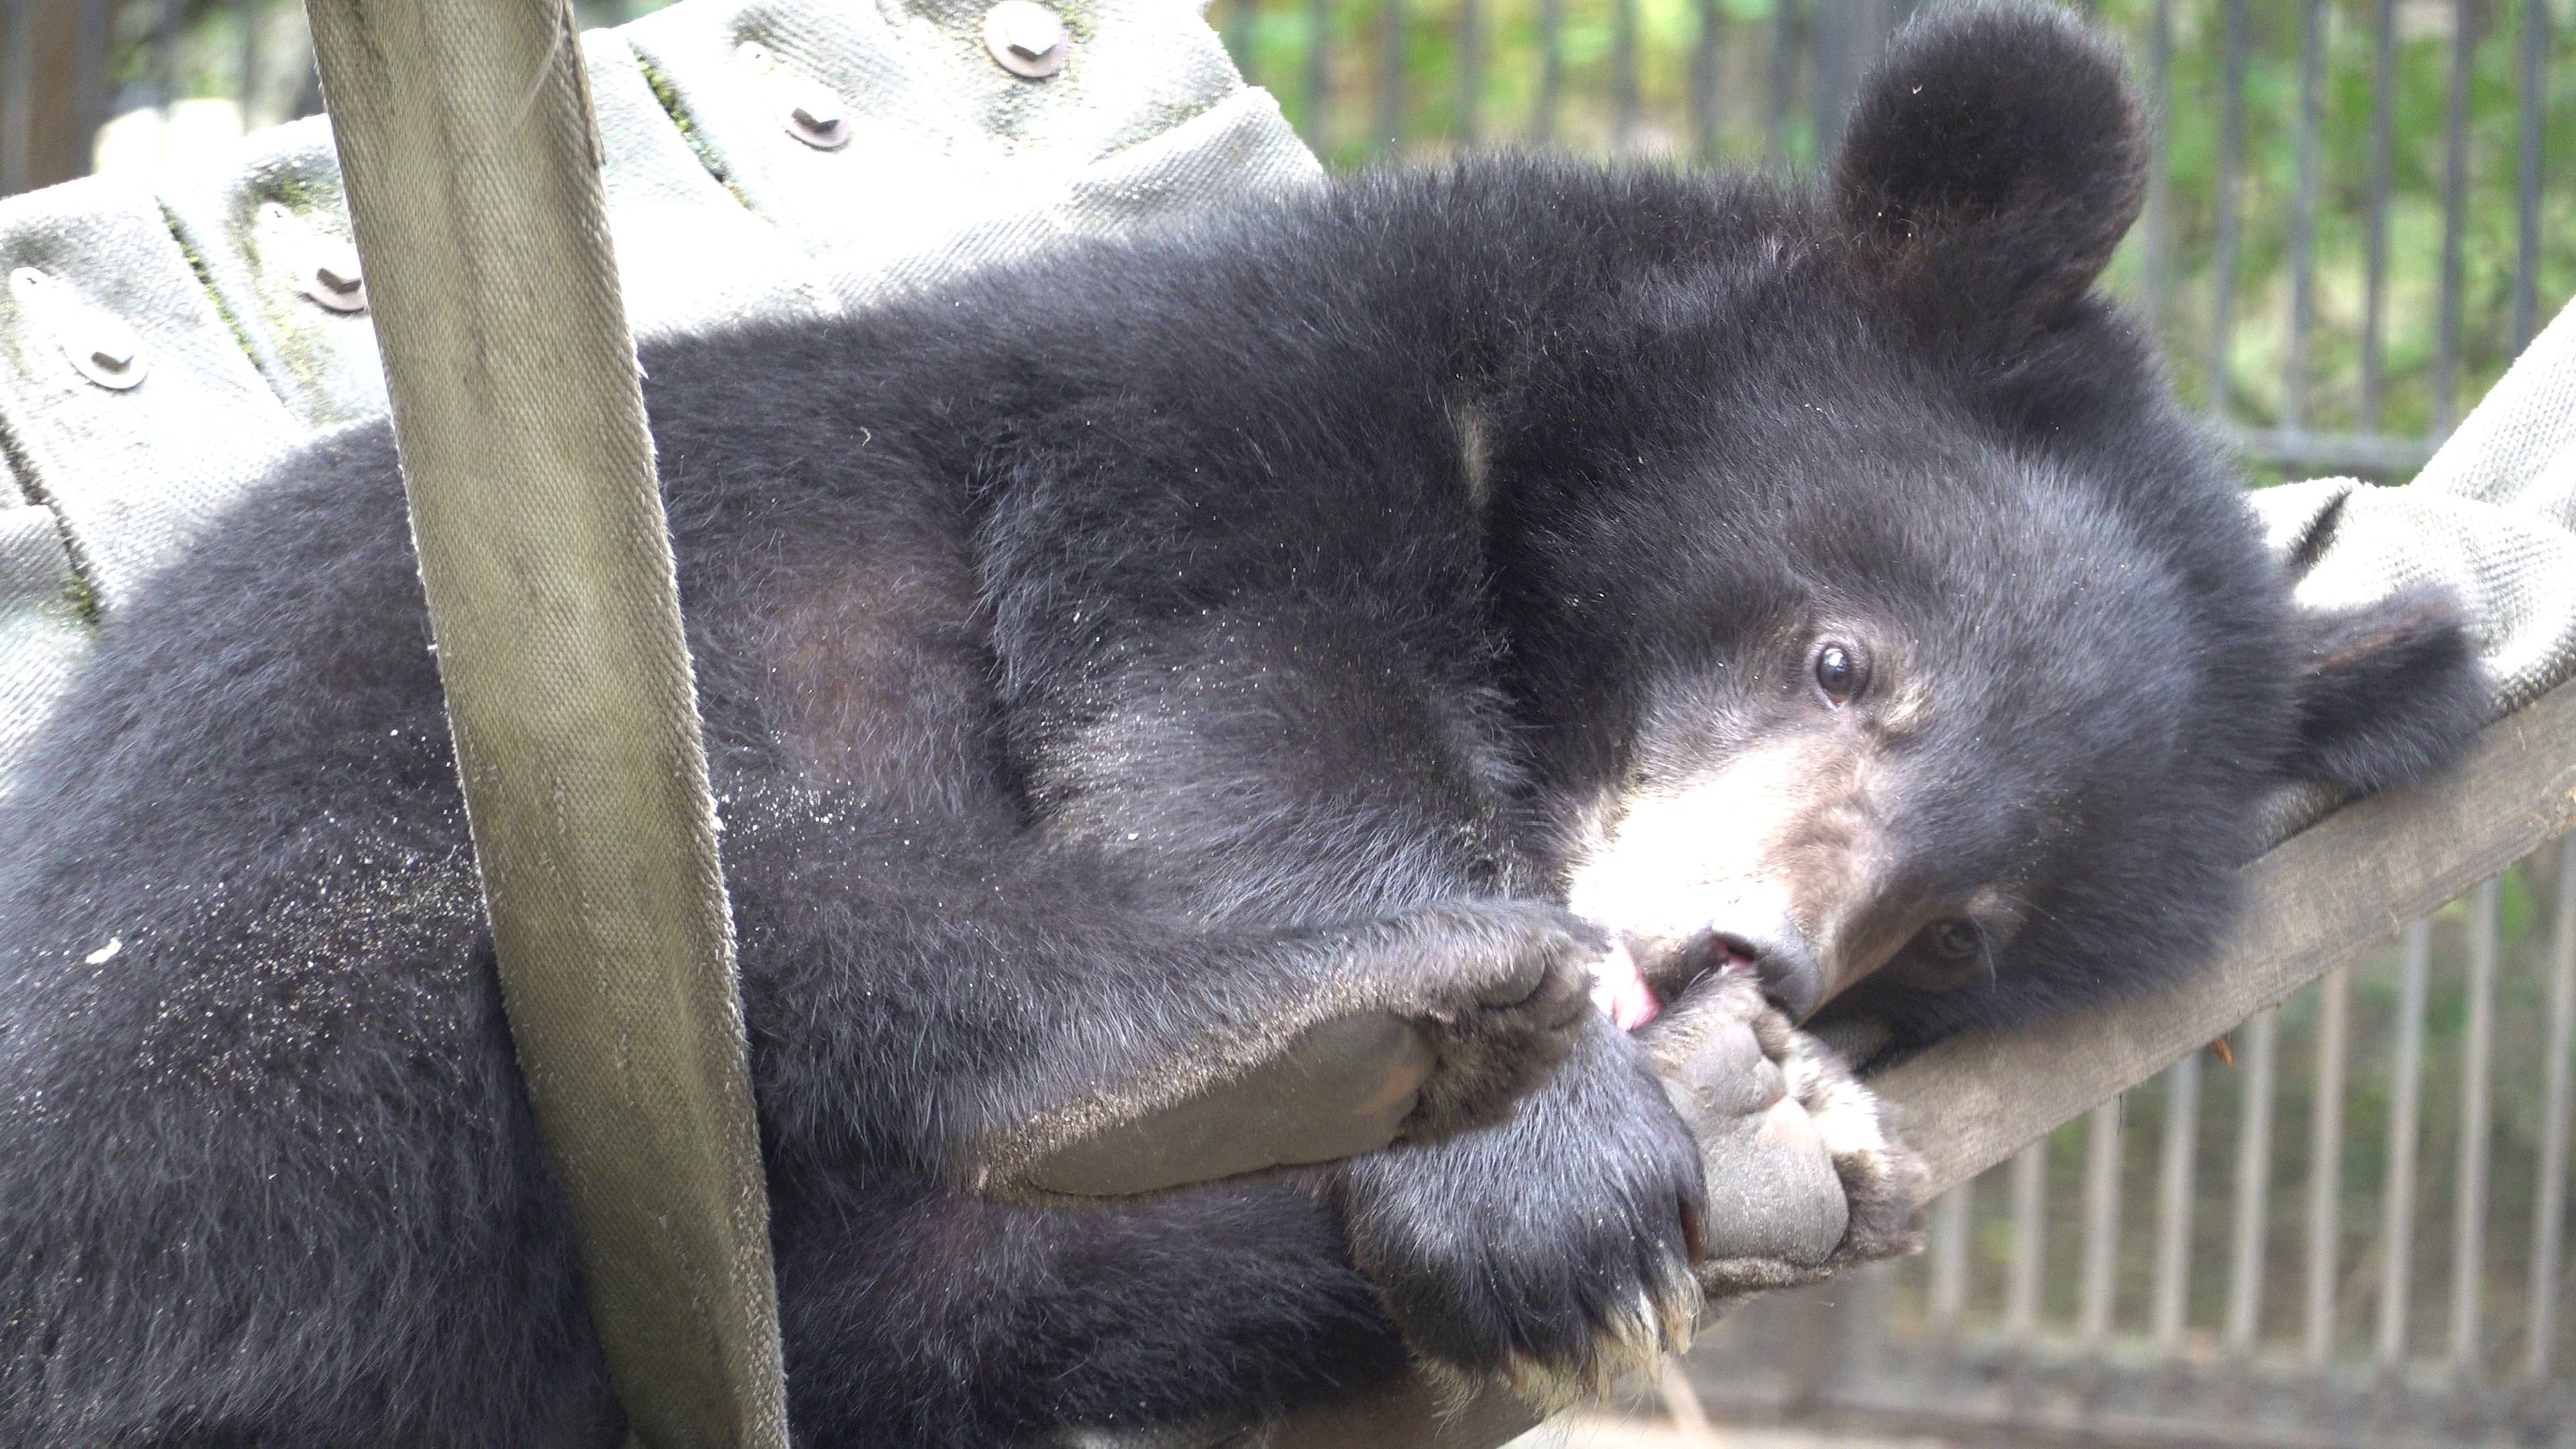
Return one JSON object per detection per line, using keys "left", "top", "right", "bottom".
{"left": 1813, "top": 641, "right": 1867, "bottom": 705}
{"left": 1929, "top": 918, "right": 1983, "bottom": 961}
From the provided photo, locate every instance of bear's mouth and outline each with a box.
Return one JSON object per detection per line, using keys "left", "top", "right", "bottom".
{"left": 1587, "top": 934, "right": 1767, "bottom": 1030}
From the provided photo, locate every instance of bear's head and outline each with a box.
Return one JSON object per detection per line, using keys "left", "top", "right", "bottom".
{"left": 1507, "top": 0, "right": 2487, "bottom": 1042}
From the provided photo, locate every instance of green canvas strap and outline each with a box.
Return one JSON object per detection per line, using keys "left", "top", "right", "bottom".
{"left": 302, "top": 2, "right": 788, "bottom": 1444}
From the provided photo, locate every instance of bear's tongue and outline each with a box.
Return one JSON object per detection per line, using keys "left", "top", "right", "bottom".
{"left": 1588, "top": 940, "right": 1662, "bottom": 1030}
{"left": 1589, "top": 935, "right": 1774, "bottom": 1032}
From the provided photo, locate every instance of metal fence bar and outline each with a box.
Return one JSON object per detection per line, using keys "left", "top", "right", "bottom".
{"left": 1612, "top": 0, "right": 1640, "bottom": 150}
{"left": 2306, "top": 966, "right": 2352, "bottom": 1371}
{"left": 2449, "top": 877, "right": 2500, "bottom": 1379}
{"left": 152, "top": 0, "right": 184, "bottom": 117}
{"left": 2377, "top": 919, "right": 2432, "bottom": 1373}
{"left": 1456, "top": 0, "right": 1482, "bottom": 146}
{"left": 2283, "top": 0, "right": 2323, "bottom": 429}
{"left": 2231, "top": 427, "right": 2437, "bottom": 479}
{"left": 1811, "top": 0, "right": 1859, "bottom": 164}
{"left": 2224, "top": 1009, "right": 2277, "bottom": 1354}
{"left": 1929, "top": 1183, "right": 1970, "bottom": 1337}
{"left": 2204, "top": 0, "right": 2247, "bottom": 415}
{"left": 2531, "top": 840, "right": 2576, "bottom": 1389}
{"left": 2432, "top": 0, "right": 2472, "bottom": 433}
{"left": 2152, "top": 1052, "right": 2200, "bottom": 1354}
{"left": 2512, "top": 0, "right": 2547, "bottom": 352}
{"left": 2080, "top": 1097, "right": 2123, "bottom": 1349}
{"left": 1220, "top": 0, "right": 1251, "bottom": 95}
{"left": 1766, "top": 0, "right": 1794, "bottom": 166}
{"left": 1691, "top": 0, "right": 1719, "bottom": 162}
{"left": 2359, "top": 0, "right": 2398, "bottom": 432}
{"left": 2, "top": 0, "right": 30, "bottom": 197}
{"left": 1535, "top": 0, "right": 1563, "bottom": 144}
{"left": 2007, "top": 1138, "right": 2047, "bottom": 1340}
{"left": 1376, "top": 0, "right": 1405, "bottom": 152}
{"left": 2141, "top": 0, "right": 2173, "bottom": 336}
{"left": 237, "top": 0, "right": 262, "bottom": 128}
{"left": 1305, "top": 0, "right": 1331, "bottom": 145}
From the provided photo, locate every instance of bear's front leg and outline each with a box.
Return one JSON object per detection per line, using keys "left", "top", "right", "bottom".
{"left": 1328, "top": 1011, "right": 1709, "bottom": 1406}
{"left": 1321, "top": 971, "right": 1931, "bottom": 1420}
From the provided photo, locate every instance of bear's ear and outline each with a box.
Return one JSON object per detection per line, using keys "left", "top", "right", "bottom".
{"left": 1832, "top": 0, "right": 2147, "bottom": 344}
{"left": 2279, "top": 588, "right": 2487, "bottom": 793}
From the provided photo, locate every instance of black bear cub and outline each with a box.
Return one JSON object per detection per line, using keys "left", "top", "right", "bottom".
{"left": 0, "top": 3, "right": 2481, "bottom": 1445}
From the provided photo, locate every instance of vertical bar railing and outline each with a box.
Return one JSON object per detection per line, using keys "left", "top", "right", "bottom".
{"left": 1375, "top": 0, "right": 1405, "bottom": 151}
{"left": 2377, "top": 920, "right": 2433, "bottom": 1379}
{"left": 2511, "top": 0, "right": 2546, "bottom": 353}
{"left": 2, "top": 0, "right": 30, "bottom": 197}
{"left": 2282, "top": 0, "right": 2324, "bottom": 431}
{"left": 2529, "top": 841, "right": 2575, "bottom": 1402}
{"left": 2079, "top": 1098, "right": 2123, "bottom": 1353}
{"left": 1929, "top": 1185, "right": 1969, "bottom": 1340}
{"left": 1765, "top": 0, "right": 1794, "bottom": 167}
{"left": 1690, "top": 0, "right": 1719, "bottom": 162}
{"left": 237, "top": 0, "right": 263, "bottom": 131}
{"left": 151, "top": 0, "right": 184, "bottom": 123}
{"left": 2152, "top": 1050, "right": 2201, "bottom": 1357}
{"left": 2358, "top": 0, "right": 2399, "bottom": 433}
{"left": 2140, "top": 0, "right": 2173, "bottom": 339}
{"left": 2432, "top": 0, "right": 2473, "bottom": 433}
{"left": 1811, "top": 0, "right": 1854, "bottom": 161}
{"left": 1532, "top": 0, "right": 1562, "bottom": 145}
{"left": 2447, "top": 879, "right": 2499, "bottom": 1382}
{"left": 2304, "top": 967, "right": 2351, "bottom": 1374}
{"left": 1304, "top": 0, "right": 1332, "bottom": 147}
{"left": 2204, "top": 0, "right": 2246, "bottom": 415}
{"left": 1611, "top": 0, "right": 1638, "bottom": 151}
{"left": 2006, "top": 1139, "right": 2046, "bottom": 1344}
{"left": 2223, "top": 1009, "right": 2277, "bottom": 1358}
{"left": 1456, "top": 0, "right": 1482, "bottom": 146}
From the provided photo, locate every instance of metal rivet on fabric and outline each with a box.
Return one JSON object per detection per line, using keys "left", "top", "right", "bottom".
{"left": 783, "top": 86, "right": 851, "bottom": 150}
{"left": 70, "top": 314, "right": 148, "bottom": 390}
{"left": 304, "top": 251, "right": 367, "bottom": 313}
{"left": 260, "top": 204, "right": 368, "bottom": 313}
{"left": 12, "top": 268, "right": 149, "bottom": 390}
{"left": 983, "top": 1, "right": 1068, "bottom": 78}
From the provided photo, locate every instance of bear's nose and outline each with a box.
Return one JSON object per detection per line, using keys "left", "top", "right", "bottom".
{"left": 1686, "top": 926, "right": 1824, "bottom": 1024}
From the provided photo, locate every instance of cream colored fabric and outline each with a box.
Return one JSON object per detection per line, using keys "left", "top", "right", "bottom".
{"left": 2247, "top": 301, "right": 2576, "bottom": 846}
{"left": 0, "top": 0, "right": 1319, "bottom": 793}
{"left": 2257, "top": 296, "right": 2576, "bottom": 722}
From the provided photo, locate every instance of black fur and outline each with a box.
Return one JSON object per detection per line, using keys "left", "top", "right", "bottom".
{"left": 0, "top": 4, "right": 2482, "bottom": 1444}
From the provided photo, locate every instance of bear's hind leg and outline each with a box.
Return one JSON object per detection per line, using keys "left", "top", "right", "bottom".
{"left": 770, "top": 1171, "right": 1404, "bottom": 1448}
